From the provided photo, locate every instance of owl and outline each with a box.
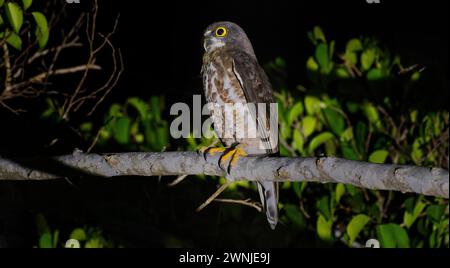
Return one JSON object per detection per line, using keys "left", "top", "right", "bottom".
{"left": 201, "top": 21, "right": 279, "bottom": 229}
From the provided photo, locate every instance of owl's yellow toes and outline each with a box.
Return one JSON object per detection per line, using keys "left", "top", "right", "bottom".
{"left": 219, "top": 147, "right": 247, "bottom": 173}
{"left": 230, "top": 147, "right": 247, "bottom": 168}
{"left": 199, "top": 146, "right": 226, "bottom": 160}
{"left": 206, "top": 147, "right": 226, "bottom": 155}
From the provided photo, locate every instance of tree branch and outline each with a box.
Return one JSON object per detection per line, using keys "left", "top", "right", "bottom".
{"left": 0, "top": 152, "right": 448, "bottom": 198}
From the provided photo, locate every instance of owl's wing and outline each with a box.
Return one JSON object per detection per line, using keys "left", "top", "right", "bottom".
{"left": 229, "top": 50, "right": 278, "bottom": 154}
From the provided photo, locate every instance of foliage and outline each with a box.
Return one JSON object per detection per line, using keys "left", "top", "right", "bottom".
{"left": 269, "top": 26, "right": 448, "bottom": 248}
{"left": 34, "top": 213, "right": 116, "bottom": 248}
{"left": 0, "top": 0, "right": 49, "bottom": 50}
{"left": 79, "top": 96, "right": 170, "bottom": 152}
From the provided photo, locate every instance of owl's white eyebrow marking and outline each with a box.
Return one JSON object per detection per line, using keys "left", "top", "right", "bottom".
{"left": 204, "top": 30, "right": 212, "bottom": 36}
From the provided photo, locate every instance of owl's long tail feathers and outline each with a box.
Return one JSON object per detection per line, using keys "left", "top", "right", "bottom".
{"left": 257, "top": 181, "right": 279, "bottom": 230}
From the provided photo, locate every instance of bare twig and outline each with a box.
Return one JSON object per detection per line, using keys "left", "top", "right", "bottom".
{"left": 196, "top": 182, "right": 232, "bottom": 212}
{"left": 2, "top": 44, "right": 12, "bottom": 92}
{"left": 214, "top": 198, "right": 263, "bottom": 212}
{"left": 86, "top": 127, "right": 104, "bottom": 153}
{"left": 168, "top": 175, "right": 188, "bottom": 187}
{"left": 26, "top": 41, "right": 82, "bottom": 65}
{"left": 30, "top": 64, "right": 102, "bottom": 83}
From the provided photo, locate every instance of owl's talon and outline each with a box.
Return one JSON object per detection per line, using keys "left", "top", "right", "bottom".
{"left": 218, "top": 147, "right": 247, "bottom": 174}
{"left": 198, "top": 146, "right": 226, "bottom": 160}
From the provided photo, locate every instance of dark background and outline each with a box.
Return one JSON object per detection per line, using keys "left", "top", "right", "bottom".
{"left": 0, "top": 0, "right": 448, "bottom": 247}
{"left": 110, "top": 0, "right": 449, "bottom": 106}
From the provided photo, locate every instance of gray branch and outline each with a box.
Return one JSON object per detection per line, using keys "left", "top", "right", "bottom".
{"left": 0, "top": 152, "right": 448, "bottom": 198}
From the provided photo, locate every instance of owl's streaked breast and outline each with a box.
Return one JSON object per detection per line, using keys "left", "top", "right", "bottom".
{"left": 202, "top": 52, "right": 259, "bottom": 147}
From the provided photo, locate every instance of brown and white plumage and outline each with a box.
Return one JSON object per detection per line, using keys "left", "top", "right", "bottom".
{"left": 201, "top": 21, "right": 279, "bottom": 229}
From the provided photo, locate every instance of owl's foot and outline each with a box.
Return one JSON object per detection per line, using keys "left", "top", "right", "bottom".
{"left": 219, "top": 147, "right": 248, "bottom": 174}
{"left": 198, "top": 146, "right": 226, "bottom": 160}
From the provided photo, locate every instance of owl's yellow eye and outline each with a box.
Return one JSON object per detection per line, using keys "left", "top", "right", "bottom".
{"left": 215, "top": 26, "right": 228, "bottom": 37}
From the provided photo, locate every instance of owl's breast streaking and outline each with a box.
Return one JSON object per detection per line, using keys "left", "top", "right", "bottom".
{"left": 202, "top": 49, "right": 260, "bottom": 150}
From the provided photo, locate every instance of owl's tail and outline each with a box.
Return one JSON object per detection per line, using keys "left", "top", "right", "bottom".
{"left": 257, "top": 181, "right": 279, "bottom": 230}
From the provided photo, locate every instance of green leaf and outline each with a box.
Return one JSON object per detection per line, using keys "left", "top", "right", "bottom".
{"left": 410, "top": 110, "right": 418, "bottom": 123}
{"left": 347, "top": 214, "right": 371, "bottom": 245}
{"left": 316, "top": 214, "right": 333, "bottom": 241}
{"left": 155, "top": 121, "right": 169, "bottom": 150}
{"left": 288, "top": 102, "right": 304, "bottom": 125}
{"left": 32, "top": 12, "right": 49, "bottom": 48}
{"left": 308, "top": 132, "right": 334, "bottom": 153}
{"left": 426, "top": 205, "right": 446, "bottom": 223}
{"left": 315, "top": 43, "right": 330, "bottom": 72}
{"left": 335, "top": 183, "right": 346, "bottom": 203}
{"left": 292, "top": 130, "right": 304, "bottom": 152}
{"left": 52, "top": 230, "right": 59, "bottom": 248}
{"left": 274, "top": 57, "right": 286, "bottom": 68}
{"left": 323, "top": 107, "right": 345, "bottom": 135}
{"left": 5, "top": 2, "right": 23, "bottom": 33}
{"left": 411, "top": 71, "right": 420, "bottom": 81}
{"left": 70, "top": 228, "right": 87, "bottom": 241}
{"left": 285, "top": 204, "right": 306, "bottom": 228}
{"left": 355, "top": 121, "right": 367, "bottom": 155}
{"left": 335, "top": 68, "right": 349, "bottom": 78}
{"left": 329, "top": 40, "right": 335, "bottom": 60}
{"left": 301, "top": 116, "right": 317, "bottom": 137}
{"left": 306, "top": 56, "right": 319, "bottom": 71}
{"left": 35, "top": 213, "right": 50, "bottom": 236}
{"left": 293, "top": 181, "right": 307, "bottom": 198}
{"left": 411, "top": 138, "right": 424, "bottom": 164}
{"left": 367, "top": 68, "right": 383, "bottom": 80}
{"left": 22, "top": 0, "right": 32, "bottom": 10}
{"left": 313, "top": 26, "right": 326, "bottom": 43}
{"left": 361, "top": 49, "right": 376, "bottom": 70}
{"left": 368, "top": 150, "right": 389, "bottom": 163}
{"left": 85, "top": 238, "right": 102, "bottom": 248}
{"left": 127, "top": 97, "right": 149, "bottom": 121}
{"left": 112, "top": 117, "right": 131, "bottom": 144}
{"left": 0, "top": 0, "right": 4, "bottom": 7}
{"left": 39, "top": 233, "right": 53, "bottom": 248}
{"left": 403, "top": 200, "right": 426, "bottom": 229}
{"left": 304, "top": 96, "right": 321, "bottom": 115}
{"left": 317, "top": 196, "right": 331, "bottom": 220}
{"left": 342, "top": 145, "right": 358, "bottom": 160}
{"left": 345, "top": 38, "right": 363, "bottom": 53}
{"left": 363, "top": 103, "right": 380, "bottom": 125}
{"left": 344, "top": 52, "right": 357, "bottom": 65}
{"left": 0, "top": 30, "right": 22, "bottom": 50}
{"left": 108, "top": 103, "right": 123, "bottom": 117}
{"left": 346, "top": 101, "right": 359, "bottom": 114}
{"left": 340, "top": 127, "right": 354, "bottom": 143}
{"left": 280, "top": 121, "right": 292, "bottom": 140}
{"left": 307, "top": 31, "right": 315, "bottom": 45}
{"left": 150, "top": 96, "right": 162, "bottom": 121}
{"left": 376, "top": 224, "right": 410, "bottom": 248}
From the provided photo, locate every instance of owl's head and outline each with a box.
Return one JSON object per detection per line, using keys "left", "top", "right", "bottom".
{"left": 203, "top": 21, "right": 255, "bottom": 56}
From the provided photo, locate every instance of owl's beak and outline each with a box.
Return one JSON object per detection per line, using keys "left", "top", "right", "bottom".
{"left": 203, "top": 30, "right": 212, "bottom": 51}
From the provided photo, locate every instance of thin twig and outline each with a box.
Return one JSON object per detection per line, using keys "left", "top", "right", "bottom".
{"left": 168, "top": 175, "right": 188, "bottom": 187}
{"left": 196, "top": 182, "right": 232, "bottom": 212}
{"left": 214, "top": 198, "right": 263, "bottom": 212}
{"left": 30, "top": 64, "right": 102, "bottom": 83}
{"left": 2, "top": 43, "right": 12, "bottom": 93}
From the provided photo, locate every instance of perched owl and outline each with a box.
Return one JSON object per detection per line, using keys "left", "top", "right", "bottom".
{"left": 201, "top": 21, "right": 279, "bottom": 229}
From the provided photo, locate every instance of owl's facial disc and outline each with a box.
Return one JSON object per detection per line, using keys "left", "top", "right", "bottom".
{"left": 203, "top": 26, "right": 228, "bottom": 52}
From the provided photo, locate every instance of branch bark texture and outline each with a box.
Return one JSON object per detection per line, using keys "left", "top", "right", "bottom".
{"left": 0, "top": 152, "right": 448, "bottom": 198}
